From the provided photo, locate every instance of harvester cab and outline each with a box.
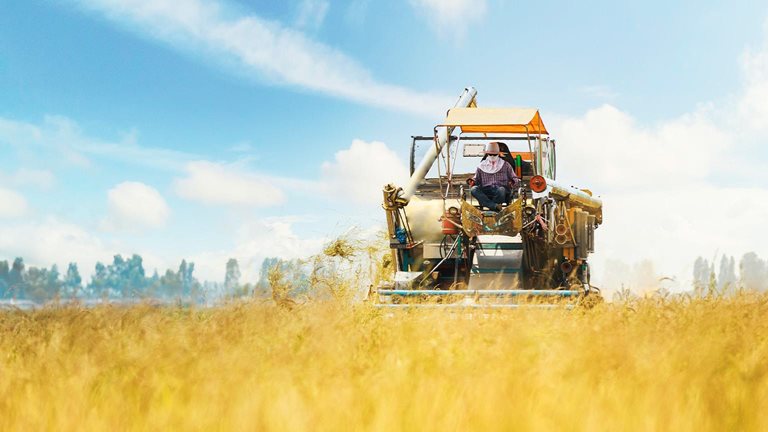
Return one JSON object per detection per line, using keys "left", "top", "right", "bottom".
{"left": 377, "top": 87, "right": 603, "bottom": 308}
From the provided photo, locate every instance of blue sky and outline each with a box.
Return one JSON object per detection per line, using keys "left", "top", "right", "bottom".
{"left": 1, "top": 0, "right": 768, "bottom": 288}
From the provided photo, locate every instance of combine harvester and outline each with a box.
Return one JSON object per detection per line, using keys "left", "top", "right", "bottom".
{"left": 377, "top": 87, "right": 603, "bottom": 308}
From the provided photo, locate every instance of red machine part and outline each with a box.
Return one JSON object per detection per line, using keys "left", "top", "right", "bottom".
{"left": 530, "top": 175, "right": 547, "bottom": 193}
{"left": 441, "top": 207, "right": 461, "bottom": 235}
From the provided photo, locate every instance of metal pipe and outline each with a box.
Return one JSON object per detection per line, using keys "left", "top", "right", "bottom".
{"left": 411, "top": 136, "right": 537, "bottom": 142}
{"left": 375, "top": 304, "right": 575, "bottom": 310}
{"left": 546, "top": 179, "right": 603, "bottom": 223}
{"left": 400, "top": 87, "right": 477, "bottom": 202}
{"left": 420, "top": 234, "right": 460, "bottom": 284}
{"left": 378, "top": 289, "right": 579, "bottom": 297}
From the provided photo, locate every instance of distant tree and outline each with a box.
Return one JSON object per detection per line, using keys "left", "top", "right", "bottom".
{"left": 8, "top": 258, "right": 25, "bottom": 299}
{"left": 159, "top": 268, "right": 181, "bottom": 298}
{"left": 235, "top": 283, "right": 254, "bottom": 297}
{"left": 692, "top": 257, "right": 709, "bottom": 294}
{"left": 10, "top": 257, "right": 24, "bottom": 279}
{"left": 707, "top": 262, "right": 717, "bottom": 296}
{"left": 24, "top": 267, "right": 47, "bottom": 302}
{"left": 729, "top": 256, "right": 737, "bottom": 289}
{"left": 84, "top": 254, "right": 148, "bottom": 298}
{"left": 200, "top": 281, "right": 222, "bottom": 303}
{"left": 177, "top": 260, "right": 200, "bottom": 299}
{"left": 143, "top": 261, "right": 200, "bottom": 300}
{"left": 107, "top": 255, "right": 127, "bottom": 297}
{"left": 150, "top": 270, "right": 159, "bottom": 284}
{"left": 23, "top": 265, "right": 60, "bottom": 303}
{"left": 89, "top": 262, "right": 109, "bottom": 299}
{"left": 63, "top": 263, "right": 83, "bottom": 298}
{"left": 225, "top": 258, "right": 241, "bottom": 293}
{"left": 0, "top": 260, "right": 9, "bottom": 298}
{"left": 717, "top": 255, "right": 737, "bottom": 293}
{"left": 178, "top": 260, "right": 190, "bottom": 297}
{"left": 123, "top": 254, "right": 147, "bottom": 297}
{"left": 48, "top": 264, "right": 61, "bottom": 298}
{"left": 739, "top": 252, "right": 767, "bottom": 292}
{"left": 0, "top": 260, "right": 8, "bottom": 280}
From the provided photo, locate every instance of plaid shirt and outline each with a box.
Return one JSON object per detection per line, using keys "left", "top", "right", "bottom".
{"left": 474, "top": 161, "right": 520, "bottom": 188}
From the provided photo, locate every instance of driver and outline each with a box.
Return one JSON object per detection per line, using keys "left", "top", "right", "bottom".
{"left": 467, "top": 141, "right": 520, "bottom": 211}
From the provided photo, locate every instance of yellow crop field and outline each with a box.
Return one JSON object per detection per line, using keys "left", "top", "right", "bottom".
{"left": 1, "top": 295, "right": 767, "bottom": 431}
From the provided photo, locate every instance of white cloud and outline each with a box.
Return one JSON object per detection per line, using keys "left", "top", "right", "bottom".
{"left": 189, "top": 217, "right": 327, "bottom": 282}
{"left": 550, "top": 55, "right": 768, "bottom": 292}
{"left": 0, "top": 115, "right": 199, "bottom": 171}
{"left": 554, "top": 104, "right": 729, "bottom": 194}
{"left": 320, "top": 139, "right": 409, "bottom": 204}
{"left": 0, "top": 115, "right": 90, "bottom": 167}
{"left": 0, "top": 218, "right": 110, "bottom": 278}
{"left": 0, "top": 187, "right": 28, "bottom": 218}
{"left": 173, "top": 160, "right": 284, "bottom": 207}
{"left": 0, "top": 214, "right": 329, "bottom": 284}
{"left": 739, "top": 18, "right": 768, "bottom": 133}
{"left": 0, "top": 116, "right": 42, "bottom": 145}
{"left": 578, "top": 85, "right": 619, "bottom": 100}
{"left": 174, "top": 140, "right": 406, "bottom": 279}
{"left": 295, "top": 0, "right": 329, "bottom": 30}
{"left": 7, "top": 168, "right": 56, "bottom": 189}
{"left": 228, "top": 142, "right": 253, "bottom": 153}
{"left": 0, "top": 214, "right": 215, "bottom": 282}
{"left": 589, "top": 186, "right": 768, "bottom": 292}
{"left": 408, "top": 0, "right": 487, "bottom": 38}
{"left": 104, "top": 181, "right": 170, "bottom": 230}
{"left": 72, "top": 0, "right": 451, "bottom": 116}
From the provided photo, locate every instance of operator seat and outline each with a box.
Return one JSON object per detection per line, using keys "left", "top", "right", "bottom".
{"left": 497, "top": 142, "right": 515, "bottom": 166}
{"left": 520, "top": 160, "right": 534, "bottom": 177}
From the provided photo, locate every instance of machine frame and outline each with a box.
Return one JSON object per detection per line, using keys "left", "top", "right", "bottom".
{"left": 377, "top": 88, "right": 602, "bottom": 308}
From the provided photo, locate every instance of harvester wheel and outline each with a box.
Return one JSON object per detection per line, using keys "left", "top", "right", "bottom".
{"left": 440, "top": 234, "right": 457, "bottom": 258}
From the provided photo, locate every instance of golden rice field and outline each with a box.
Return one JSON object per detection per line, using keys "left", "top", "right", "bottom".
{"left": 1, "top": 295, "right": 767, "bottom": 431}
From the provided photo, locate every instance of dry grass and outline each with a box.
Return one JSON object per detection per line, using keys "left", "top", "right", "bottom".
{"left": 1, "top": 295, "right": 767, "bottom": 431}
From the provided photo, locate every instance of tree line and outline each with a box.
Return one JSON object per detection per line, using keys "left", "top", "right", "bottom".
{"left": 693, "top": 252, "right": 768, "bottom": 294}
{"left": 0, "top": 255, "right": 251, "bottom": 303}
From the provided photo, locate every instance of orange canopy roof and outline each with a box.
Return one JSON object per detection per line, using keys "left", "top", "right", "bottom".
{"left": 443, "top": 107, "right": 548, "bottom": 135}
